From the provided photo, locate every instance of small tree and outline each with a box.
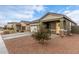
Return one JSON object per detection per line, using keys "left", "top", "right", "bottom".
{"left": 32, "top": 22, "right": 51, "bottom": 45}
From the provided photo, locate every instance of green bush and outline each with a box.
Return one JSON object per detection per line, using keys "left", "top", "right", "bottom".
{"left": 32, "top": 22, "right": 51, "bottom": 45}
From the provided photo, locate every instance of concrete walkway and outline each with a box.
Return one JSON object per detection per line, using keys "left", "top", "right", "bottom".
{"left": 0, "top": 35, "right": 8, "bottom": 54}
{"left": 2, "top": 32, "right": 32, "bottom": 40}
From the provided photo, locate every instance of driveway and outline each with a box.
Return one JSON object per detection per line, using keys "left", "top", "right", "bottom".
{"left": 2, "top": 32, "right": 32, "bottom": 40}
{"left": 0, "top": 35, "right": 8, "bottom": 54}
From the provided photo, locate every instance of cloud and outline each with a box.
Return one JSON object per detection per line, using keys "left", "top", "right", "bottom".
{"left": 64, "top": 10, "right": 79, "bottom": 25}
{"left": 49, "top": 10, "right": 55, "bottom": 13}
{"left": 0, "top": 13, "right": 18, "bottom": 27}
{"left": 63, "top": 10, "right": 71, "bottom": 14}
{"left": 14, "top": 5, "right": 46, "bottom": 20}
{"left": 57, "top": 6, "right": 73, "bottom": 14}
{"left": 0, "top": 5, "right": 46, "bottom": 27}
{"left": 15, "top": 13, "right": 33, "bottom": 19}
{"left": 0, "top": 15, "right": 7, "bottom": 27}
{"left": 33, "top": 5, "right": 46, "bottom": 12}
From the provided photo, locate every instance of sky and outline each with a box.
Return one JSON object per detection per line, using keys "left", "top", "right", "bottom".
{"left": 0, "top": 5, "right": 79, "bottom": 27}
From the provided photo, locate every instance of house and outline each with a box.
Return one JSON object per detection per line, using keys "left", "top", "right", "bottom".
{"left": 3, "top": 12, "right": 77, "bottom": 35}
{"left": 20, "top": 21, "right": 30, "bottom": 32}
{"left": 30, "top": 20, "right": 39, "bottom": 32}
{"left": 30, "top": 12, "right": 77, "bottom": 35}
{"left": 4, "top": 21, "right": 30, "bottom": 33}
{"left": 3, "top": 22, "right": 17, "bottom": 34}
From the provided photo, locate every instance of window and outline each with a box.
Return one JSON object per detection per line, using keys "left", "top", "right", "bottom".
{"left": 22, "top": 26, "right": 25, "bottom": 30}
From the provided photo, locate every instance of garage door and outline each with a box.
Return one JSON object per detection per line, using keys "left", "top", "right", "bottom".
{"left": 30, "top": 26, "right": 38, "bottom": 32}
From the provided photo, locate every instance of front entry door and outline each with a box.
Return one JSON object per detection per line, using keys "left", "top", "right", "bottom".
{"left": 56, "top": 22, "right": 60, "bottom": 34}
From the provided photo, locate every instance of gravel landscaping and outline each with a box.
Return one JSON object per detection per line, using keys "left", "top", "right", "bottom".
{"left": 4, "top": 34, "right": 79, "bottom": 54}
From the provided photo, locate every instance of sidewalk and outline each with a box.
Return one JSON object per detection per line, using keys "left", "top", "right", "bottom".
{"left": 2, "top": 32, "right": 32, "bottom": 40}
{"left": 0, "top": 35, "right": 8, "bottom": 54}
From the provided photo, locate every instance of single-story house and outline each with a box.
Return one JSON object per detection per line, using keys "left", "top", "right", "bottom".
{"left": 14, "top": 21, "right": 30, "bottom": 32}
{"left": 30, "top": 12, "right": 77, "bottom": 35}
{"left": 3, "top": 12, "right": 77, "bottom": 35}
{"left": 4, "top": 21, "right": 30, "bottom": 33}
{"left": 3, "top": 22, "right": 18, "bottom": 33}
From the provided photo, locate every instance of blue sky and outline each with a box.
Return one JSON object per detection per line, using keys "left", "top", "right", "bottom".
{"left": 0, "top": 5, "right": 79, "bottom": 26}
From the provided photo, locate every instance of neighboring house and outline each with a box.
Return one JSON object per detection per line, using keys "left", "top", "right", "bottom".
{"left": 4, "top": 22, "right": 18, "bottom": 33}
{"left": 20, "top": 21, "right": 30, "bottom": 32}
{"left": 31, "top": 12, "right": 77, "bottom": 35}
{"left": 4, "top": 21, "right": 30, "bottom": 33}
{"left": 30, "top": 20, "right": 39, "bottom": 32}
{"left": 15, "top": 22, "right": 27, "bottom": 32}
{"left": 6, "top": 22, "right": 17, "bottom": 32}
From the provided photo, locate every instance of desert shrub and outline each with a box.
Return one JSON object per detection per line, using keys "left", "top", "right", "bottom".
{"left": 21, "top": 30, "right": 24, "bottom": 32}
{"left": 3, "top": 25, "right": 7, "bottom": 30}
{"left": 32, "top": 22, "right": 51, "bottom": 45}
{"left": 4, "top": 30, "right": 10, "bottom": 34}
{"left": 9, "top": 30, "right": 15, "bottom": 33}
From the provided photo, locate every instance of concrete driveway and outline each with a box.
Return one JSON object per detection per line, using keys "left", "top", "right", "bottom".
{"left": 2, "top": 32, "right": 32, "bottom": 40}
{"left": 0, "top": 35, "right": 8, "bottom": 54}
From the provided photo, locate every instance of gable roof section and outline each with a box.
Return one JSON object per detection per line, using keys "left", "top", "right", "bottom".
{"left": 31, "top": 20, "right": 40, "bottom": 24}
{"left": 62, "top": 15, "right": 77, "bottom": 25}
{"left": 21, "top": 20, "right": 30, "bottom": 24}
{"left": 8, "top": 12, "right": 76, "bottom": 25}
{"left": 8, "top": 22, "right": 18, "bottom": 24}
{"left": 39, "top": 12, "right": 63, "bottom": 22}
{"left": 38, "top": 12, "right": 77, "bottom": 25}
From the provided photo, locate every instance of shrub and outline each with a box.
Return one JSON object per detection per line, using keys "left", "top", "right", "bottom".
{"left": 9, "top": 30, "right": 15, "bottom": 33}
{"left": 4, "top": 30, "right": 10, "bottom": 34}
{"left": 32, "top": 22, "right": 51, "bottom": 45}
